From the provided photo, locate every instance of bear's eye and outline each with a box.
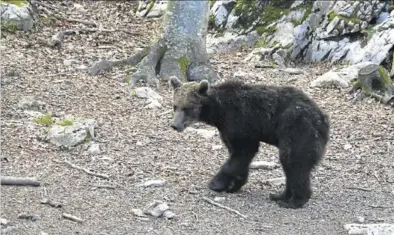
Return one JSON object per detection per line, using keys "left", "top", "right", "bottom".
{"left": 173, "top": 105, "right": 178, "bottom": 111}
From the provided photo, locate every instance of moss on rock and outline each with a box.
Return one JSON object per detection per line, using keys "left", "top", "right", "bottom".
{"left": 177, "top": 56, "right": 190, "bottom": 80}
{"left": 328, "top": 11, "right": 361, "bottom": 24}
{"left": 35, "top": 114, "right": 54, "bottom": 126}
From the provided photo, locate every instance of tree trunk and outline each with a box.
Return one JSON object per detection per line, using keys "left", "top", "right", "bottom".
{"left": 351, "top": 64, "right": 394, "bottom": 106}
{"left": 89, "top": 0, "right": 218, "bottom": 88}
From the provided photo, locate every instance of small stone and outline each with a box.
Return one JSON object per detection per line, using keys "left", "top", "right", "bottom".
{"left": 1, "top": 226, "right": 17, "bottom": 234}
{"left": 344, "top": 223, "right": 394, "bottom": 235}
{"left": 132, "top": 209, "right": 147, "bottom": 217}
{"left": 144, "top": 201, "right": 170, "bottom": 218}
{"left": 0, "top": 218, "right": 8, "bottom": 225}
{"left": 40, "top": 232, "right": 49, "bottom": 235}
{"left": 145, "top": 99, "right": 162, "bottom": 109}
{"left": 249, "top": 161, "right": 279, "bottom": 170}
{"left": 63, "top": 59, "right": 78, "bottom": 66}
{"left": 214, "top": 197, "right": 226, "bottom": 202}
{"left": 140, "top": 179, "right": 166, "bottom": 188}
{"left": 136, "top": 141, "right": 143, "bottom": 146}
{"left": 344, "top": 144, "right": 352, "bottom": 150}
{"left": 135, "top": 87, "right": 163, "bottom": 101}
{"left": 356, "top": 216, "right": 365, "bottom": 223}
{"left": 261, "top": 177, "right": 285, "bottom": 186}
{"left": 88, "top": 143, "right": 100, "bottom": 155}
{"left": 211, "top": 145, "right": 222, "bottom": 151}
{"left": 163, "top": 210, "right": 176, "bottom": 219}
{"left": 46, "top": 117, "right": 96, "bottom": 147}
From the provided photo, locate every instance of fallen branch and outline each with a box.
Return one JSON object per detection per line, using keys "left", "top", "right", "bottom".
{"left": 1, "top": 176, "right": 40, "bottom": 186}
{"left": 53, "top": 160, "right": 109, "bottom": 179}
{"left": 62, "top": 213, "right": 83, "bottom": 223}
{"left": 88, "top": 47, "right": 149, "bottom": 76}
{"left": 92, "top": 184, "right": 116, "bottom": 190}
{"left": 346, "top": 187, "right": 372, "bottom": 192}
{"left": 202, "top": 197, "right": 247, "bottom": 219}
{"left": 41, "top": 199, "right": 62, "bottom": 208}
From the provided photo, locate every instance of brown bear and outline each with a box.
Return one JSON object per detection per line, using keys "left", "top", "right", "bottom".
{"left": 169, "top": 76, "right": 330, "bottom": 209}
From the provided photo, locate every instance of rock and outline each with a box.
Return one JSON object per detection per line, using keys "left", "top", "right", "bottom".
{"left": 311, "top": 62, "right": 377, "bottom": 88}
{"left": 206, "top": 31, "right": 259, "bottom": 54}
{"left": 376, "top": 12, "right": 390, "bottom": 24}
{"left": 344, "top": 223, "right": 394, "bottom": 235}
{"left": 225, "top": 8, "right": 239, "bottom": 30}
{"left": 311, "top": 71, "right": 348, "bottom": 88}
{"left": 211, "top": 144, "right": 222, "bottom": 151}
{"left": 135, "top": 87, "right": 163, "bottom": 101}
{"left": 214, "top": 197, "right": 226, "bottom": 202}
{"left": 144, "top": 201, "right": 170, "bottom": 218}
{"left": 145, "top": 99, "right": 162, "bottom": 109}
{"left": 163, "top": 210, "right": 176, "bottom": 219}
{"left": 139, "top": 179, "right": 166, "bottom": 188}
{"left": 211, "top": 1, "right": 235, "bottom": 27}
{"left": 0, "top": 2, "right": 34, "bottom": 31}
{"left": 63, "top": 59, "right": 78, "bottom": 66}
{"left": 249, "top": 161, "right": 279, "bottom": 170}
{"left": 1, "top": 226, "right": 17, "bottom": 234}
{"left": 40, "top": 232, "right": 48, "bottom": 235}
{"left": 88, "top": 142, "right": 100, "bottom": 155}
{"left": 46, "top": 117, "right": 96, "bottom": 147}
{"left": 233, "top": 71, "right": 255, "bottom": 80}
{"left": 356, "top": 216, "right": 365, "bottom": 223}
{"left": 132, "top": 209, "right": 147, "bottom": 217}
{"left": 0, "top": 218, "right": 8, "bottom": 225}
{"left": 18, "top": 96, "right": 46, "bottom": 111}
{"left": 261, "top": 177, "right": 285, "bottom": 186}
{"left": 146, "top": 1, "right": 167, "bottom": 18}
{"left": 267, "top": 21, "right": 294, "bottom": 48}
{"left": 344, "top": 144, "right": 352, "bottom": 150}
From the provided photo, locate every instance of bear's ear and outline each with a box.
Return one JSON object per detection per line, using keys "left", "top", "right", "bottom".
{"left": 198, "top": 80, "right": 209, "bottom": 95}
{"left": 170, "top": 76, "right": 182, "bottom": 89}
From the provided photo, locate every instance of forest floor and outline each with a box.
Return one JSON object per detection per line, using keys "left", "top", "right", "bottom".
{"left": 1, "top": 1, "right": 394, "bottom": 235}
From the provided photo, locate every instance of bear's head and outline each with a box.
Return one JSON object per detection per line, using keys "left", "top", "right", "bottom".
{"left": 169, "top": 76, "right": 210, "bottom": 132}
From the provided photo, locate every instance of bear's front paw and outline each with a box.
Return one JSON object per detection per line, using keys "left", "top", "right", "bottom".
{"left": 269, "top": 191, "right": 291, "bottom": 202}
{"left": 276, "top": 197, "right": 309, "bottom": 209}
{"left": 208, "top": 173, "right": 246, "bottom": 193}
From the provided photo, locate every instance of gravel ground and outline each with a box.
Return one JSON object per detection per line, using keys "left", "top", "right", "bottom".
{"left": 1, "top": 1, "right": 393, "bottom": 235}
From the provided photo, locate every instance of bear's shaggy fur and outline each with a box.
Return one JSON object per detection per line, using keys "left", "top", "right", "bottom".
{"left": 169, "top": 77, "right": 330, "bottom": 209}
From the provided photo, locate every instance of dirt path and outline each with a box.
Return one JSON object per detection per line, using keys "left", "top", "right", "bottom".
{"left": 1, "top": 2, "right": 393, "bottom": 235}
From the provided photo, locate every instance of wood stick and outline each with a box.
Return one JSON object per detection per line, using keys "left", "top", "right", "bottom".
{"left": 1, "top": 176, "right": 40, "bottom": 186}
{"left": 202, "top": 197, "right": 247, "bottom": 219}
{"left": 62, "top": 213, "right": 83, "bottom": 223}
{"left": 53, "top": 160, "right": 109, "bottom": 179}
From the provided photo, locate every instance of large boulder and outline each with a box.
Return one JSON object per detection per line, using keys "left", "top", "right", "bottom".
{"left": 1, "top": 1, "right": 34, "bottom": 31}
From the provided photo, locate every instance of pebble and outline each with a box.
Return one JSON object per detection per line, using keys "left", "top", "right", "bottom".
{"left": 344, "top": 144, "right": 352, "bottom": 150}
{"left": 132, "top": 209, "right": 147, "bottom": 217}
{"left": 214, "top": 197, "right": 226, "bottom": 202}
{"left": 144, "top": 201, "right": 170, "bottom": 218}
{"left": 0, "top": 218, "right": 8, "bottom": 225}
{"left": 163, "top": 210, "right": 176, "bottom": 219}
{"left": 356, "top": 216, "right": 365, "bottom": 223}
{"left": 140, "top": 179, "right": 166, "bottom": 188}
{"left": 17, "top": 214, "right": 40, "bottom": 221}
{"left": 88, "top": 142, "right": 101, "bottom": 155}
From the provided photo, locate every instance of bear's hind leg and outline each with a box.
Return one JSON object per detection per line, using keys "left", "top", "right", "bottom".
{"left": 209, "top": 139, "right": 259, "bottom": 193}
{"left": 269, "top": 163, "right": 292, "bottom": 202}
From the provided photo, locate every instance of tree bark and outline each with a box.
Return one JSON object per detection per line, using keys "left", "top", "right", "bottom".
{"left": 89, "top": 0, "right": 218, "bottom": 88}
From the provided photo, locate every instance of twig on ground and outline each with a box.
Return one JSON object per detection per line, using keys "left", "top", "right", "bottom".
{"left": 62, "top": 213, "right": 83, "bottom": 223}
{"left": 92, "top": 184, "right": 116, "bottom": 190}
{"left": 41, "top": 199, "right": 62, "bottom": 208}
{"left": 1, "top": 176, "right": 41, "bottom": 186}
{"left": 346, "top": 187, "right": 372, "bottom": 192}
{"left": 202, "top": 196, "right": 248, "bottom": 219}
{"left": 53, "top": 160, "right": 109, "bottom": 179}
